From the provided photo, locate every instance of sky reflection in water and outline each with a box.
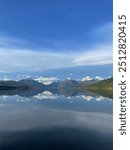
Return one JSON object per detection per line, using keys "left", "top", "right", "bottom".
{"left": 0, "top": 93, "right": 112, "bottom": 150}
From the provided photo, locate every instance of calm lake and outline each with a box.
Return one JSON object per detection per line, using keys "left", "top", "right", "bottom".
{"left": 0, "top": 92, "right": 112, "bottom": 150}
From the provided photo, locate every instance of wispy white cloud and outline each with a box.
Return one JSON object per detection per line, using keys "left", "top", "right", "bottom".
{"left": 93, "top": 22, "right": 112, "bottom": 34}
{"left": 0, "top": 71, "right": 10, "bottom": 73}
{"left": 0, "top": 34, "right": 26, "bottom": 48}
{"left": 0, "top": 44, "right": 112, "bottom": 72}
{"left": 0, "top": 22, "right": 112, "bottom": 72}
{"left": 73, "top": 45, "right": 112, "bottom": 65}
{"left": 90, "top": 22, "right": 113, "bottom": 42}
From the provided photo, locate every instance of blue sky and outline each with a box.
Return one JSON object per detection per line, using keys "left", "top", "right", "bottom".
{"left": 0, "top": 0, "right": 113, "bottom": 73}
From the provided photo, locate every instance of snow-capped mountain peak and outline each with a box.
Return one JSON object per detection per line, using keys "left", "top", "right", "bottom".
{"left": 34, "top": 77, "right": 58, "bottom": 85}
{"left": 95, "top": 76, "right": 104, "bottom": 80}
{"left": 81, "top": 76, "right": 93, "bottom": 81}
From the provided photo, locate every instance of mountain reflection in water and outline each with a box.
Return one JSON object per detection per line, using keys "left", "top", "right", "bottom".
{"left": 0, "top": 89, "right": 112, "bottom": 150}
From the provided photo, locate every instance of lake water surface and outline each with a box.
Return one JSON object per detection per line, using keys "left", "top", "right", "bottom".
{"left": 0, "top": 92, "right": 112, "bottom": 150}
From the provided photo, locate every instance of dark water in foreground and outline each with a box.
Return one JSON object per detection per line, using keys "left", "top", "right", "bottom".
{"left": 0, "top": 92, "right": 112, "bottom": 150}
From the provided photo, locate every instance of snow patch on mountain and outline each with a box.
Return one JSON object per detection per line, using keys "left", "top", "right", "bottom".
{"left": 81, "top": 76, "right": 93, "bottom": 81}
{"left": 95, "top": 76, "right": 104, "bottom": 80}
{"left": 34, "top": 77, "right": 58, "bottom": 85}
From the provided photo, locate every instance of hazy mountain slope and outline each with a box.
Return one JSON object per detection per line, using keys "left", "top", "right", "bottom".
{"left": 83, "top": 77, "right": 113, "bottom": 99}
{"left": 0, "top": 80, "right": 28, "bottom": 91}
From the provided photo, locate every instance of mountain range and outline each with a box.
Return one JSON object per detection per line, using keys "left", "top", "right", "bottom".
{"left": 0, "top": 77, "right": 113, "bottom": 99}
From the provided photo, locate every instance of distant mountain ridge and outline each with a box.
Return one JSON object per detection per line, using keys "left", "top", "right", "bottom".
{"left": 0, "top": 77, "right": 113, "bottom": 89}
{"left": 0, "top": 77, "right": 113, "bottom": 99}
